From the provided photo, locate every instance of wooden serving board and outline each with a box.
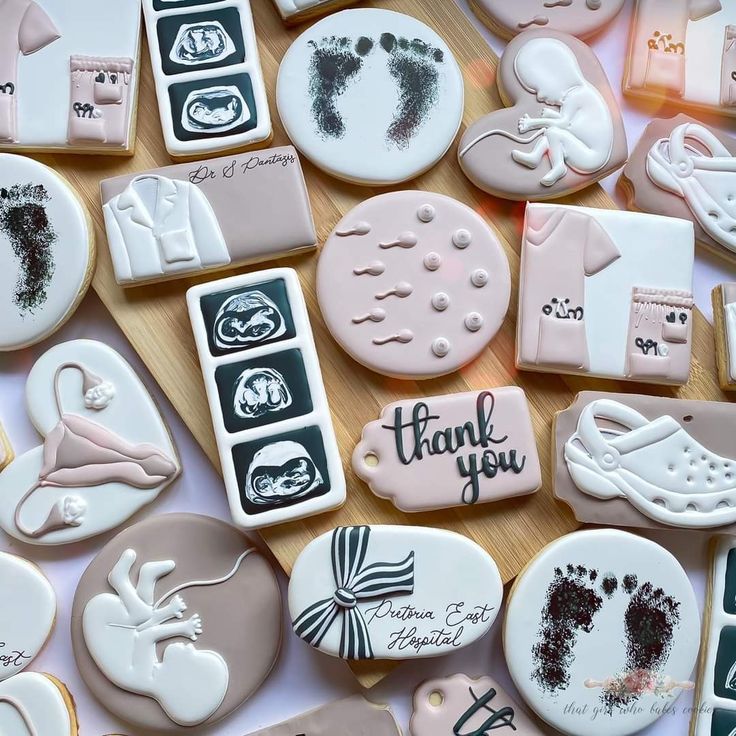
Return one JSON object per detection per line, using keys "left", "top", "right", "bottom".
{"left": 38, "top": 0, "right": 728, "bottom": 687}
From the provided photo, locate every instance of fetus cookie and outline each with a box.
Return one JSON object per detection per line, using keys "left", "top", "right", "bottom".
{"left": 71, "top": 513, "right": 282, "bottom": 731}
{"left": 0, "top": 553, "right": 56, "bottom": 680}
{"left": 0, "top": 672, "right": 78, "bottom": 735}
{"left": 276, "top": 9, "right": 464, "bottom": 185}
{"left": 505, "top": 529, "right": 700, "bottom": 736}
{"left": 289, "top": 525, "right": 502, "bottom": 660}
{"left": 0, "top": 154, "right": 94, "bottom": 351}
{"left": 458, "top": 30, "right": 627, "bottom": 201}
{"left": 714, "top": 284, "right": 736, "bottom": 391}
{"left": 0, "top": 339, "right": 180, "bottom": 545}
{"left": 470, "top": 0, "right": 625, "bottom": 40}
{"left": 624, "top": 0, "right": 736, "bottom": 118}
{"left": 516, "top": 203, "right": 695, "bottom": 385}
{"left": 317, "top": 191, "right": 511, "bottom": 379}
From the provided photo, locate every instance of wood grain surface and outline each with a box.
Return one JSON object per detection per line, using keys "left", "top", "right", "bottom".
{"left": 32, "top": 0, "right": 729, "bottom": 687}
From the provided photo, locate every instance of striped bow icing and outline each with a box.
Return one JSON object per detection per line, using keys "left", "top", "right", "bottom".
{"left": 293, "top": 526, "right": 415, "bottom": 660}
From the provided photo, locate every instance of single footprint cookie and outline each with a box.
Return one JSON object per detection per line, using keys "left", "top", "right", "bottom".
{"left": 0, "top": 154, "right": 94, "bottom": 351}
{"left": 0, "top": 672, "right": 78, "bottom": 735}
{"left": 277, "top": 9, "right": 464, "bottom": 185}
{"left": 505, "top": 529, "right": 699, "bottom": 736}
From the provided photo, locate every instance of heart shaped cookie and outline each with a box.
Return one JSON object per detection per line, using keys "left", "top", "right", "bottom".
{"left": 458, "top": 29, "right": 627, "bottom": 201}
{"left": 0, "top": 672, "right": 77, "bottom": 735}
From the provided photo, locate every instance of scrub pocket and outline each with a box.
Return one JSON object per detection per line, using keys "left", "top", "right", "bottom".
{"left": 645, "top": 48, "right": 686, "bottom": 96}
{"left": 536, "top": 314, "right": 589, "bottom": 370}
{"left": 68, "top": 115, "right": 106, "bottom": 142}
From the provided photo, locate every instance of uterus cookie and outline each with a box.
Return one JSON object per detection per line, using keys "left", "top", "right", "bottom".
{"left": 316, "top": 191, "right": 511, "bottom": 379}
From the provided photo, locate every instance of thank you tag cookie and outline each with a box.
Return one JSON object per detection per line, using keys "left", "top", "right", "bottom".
{"left": 353, "top": 388, "right": 541, "bottom": 511}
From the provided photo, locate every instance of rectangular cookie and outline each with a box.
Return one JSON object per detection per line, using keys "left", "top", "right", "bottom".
{"left": 100, "top": 147, "right": 316, "bottom": 285}
{"left": 713, "top": 284, "right": 736, "bottom": 391}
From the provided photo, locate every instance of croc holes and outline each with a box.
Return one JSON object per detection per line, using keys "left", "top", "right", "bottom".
{"left": 428, "top": 691, "right": 444, "bottom": 707}
{"left": 363, "top": 452, "right": 379, "bottom": 468}
{"left": 683, "top": 415, "right": 693, "bottom": 423}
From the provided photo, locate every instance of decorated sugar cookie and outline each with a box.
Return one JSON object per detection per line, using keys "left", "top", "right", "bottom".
{"left": 624, "top": 0, "right": 736, "bottom": 118}
{"left": 317, "top": 191, "right": 511, "bottom": 379}
{"left": 458, "top": 30, "right": 627, "bottom": 201}
{"left": 0, "top": 553, "right": 56, "bottom": 680}
{"left": 0, "top": 340, "right": 180, "bottom": 544}
{"left": 271, "top": 0, "right": 364, "bottom": 24}
{"left": 246, "top": 695, "right": 401, "bottom": 736}
{"left": 714, "top": 284, "right": 736, "bottom": 391}
{"left": 0, "top": 422, "right": 12, "bottom": 472}
{"left": 410, "top": 673, "right": 543, "bottom": 735}
{"left": 0, "top": 154, "right": 94, "bottom": 351}
{"left": 470, "top": 0, "right": 625, "bottom": 40}
{"left": 353, "top": 387, "right": 541, "bottom": 511}
{"left": 516, "top": 203, "right": 695, "bottom": 385}
{"left": 504, "top": 529, "right": 699, "bottom": 736}
{"left": 289, "top": 525, "right": 503, "bottom": 660}
{"left": 0, "top": 672, "right": 77, "bottom": 735}
{"left": 276, "top": 9, "right": 464, "bottom": 185}
{"left": 556, "top": 392, "right": 736, "bottom": 529}
{"left": 72, "top": 513, "right": 282, "bottom": 731}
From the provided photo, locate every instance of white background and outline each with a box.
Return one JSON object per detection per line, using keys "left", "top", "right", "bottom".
{"left": 0, "top": 1, "right": 733, "bottom": 734}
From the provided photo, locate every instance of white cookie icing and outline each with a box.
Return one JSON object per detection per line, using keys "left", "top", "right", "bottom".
{"left": 0, "top": 672, "right": 72, "bottom": 736}
{"left": 0, "top": 553, "right": 55, "bottom": 680}
{"left": 0, "top": 153, "right": 92, "bottom": 351}
{"left": 0, "top": 339, "right": 180, "bottom": 544}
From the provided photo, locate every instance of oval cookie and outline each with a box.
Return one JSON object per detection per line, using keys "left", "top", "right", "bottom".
{"left": 0, "top": 672, "right": 77, "bottom": 736}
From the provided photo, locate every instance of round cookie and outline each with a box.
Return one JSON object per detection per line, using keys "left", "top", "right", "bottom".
{"left": 0, "top": 553, "right": 56, "bottom": 681}
{"left": 471, "top": 0, "right": 625, "bottom": 41}
{"left": 317, "top": 191, "right": 510, "bottom": 379}
{"left": 0, "top": 154, "right": 95, "bottom": 351}
{"left": 0, "top": 672, "right": 78, "bottom": 735}
{"left": 71, "top": 513, "right": 282, "bottom": 731}
{"left": 276, "top": 9, "right": 464, "bottom": 185}
{"left": 504, "top": 529, "right": 700, "bottom": 736}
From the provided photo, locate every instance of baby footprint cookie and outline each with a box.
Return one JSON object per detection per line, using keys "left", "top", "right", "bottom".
{"left": 0, "top": 672, "right": 78, "bottom": 735}
{"left": 458, "top": 30, "right": 627, "bottom": 201}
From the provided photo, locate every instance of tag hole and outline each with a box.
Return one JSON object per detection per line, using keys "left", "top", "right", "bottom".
{"left": 428, "top": 690, "right": 444, "bottom": 707}
{"left": 683, "top": 415, "right": 693, "bottom": 423}
{"left": 364, "top": 452, "right": 379, "bottom": 467}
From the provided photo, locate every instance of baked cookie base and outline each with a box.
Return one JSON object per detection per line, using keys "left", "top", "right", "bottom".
{"left": 712, "top": 285, "right": 736, "bottom": 391}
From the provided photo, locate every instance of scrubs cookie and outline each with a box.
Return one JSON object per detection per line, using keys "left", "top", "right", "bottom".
{"left": 458, "top": 30, "right": 627, "bottom": 201}
{"left": 317, "top": 191, "right": 511, "bottom": 379}
{"left": 410, "top": 673, "right": 543, "bottom": 735}
{"left": 504, "top": 529, "right": 700, "bottom": 736}
{"left": 142, "top": 0, "right": 271, "bottom": 158}
{"left": 0, "top": 0, "right": 141, "bottom": 154}
{"left": 276, "top": 9, "right": 464, "bottom": 185}
{"left": 71, "top": 513, "right": 282, "bottom": 732}
{"left": 621, "top": 115, "right": 736, "bottom": 261}
{"left": 271, "top": 0, "right": 364, "bottom": 25}
{"left": 470, "top": 0, "right": 625, "bottom": 41}
{"left": 0, "top": 672, "right": 78, "bottom": 735}
{"left": 0, "top": 153, "right": 94, "bottom": 351}
{"left": 353, "top": 387, "right": 541, "bottom": 512}
{"left": 714, "top": 283, "right": 736, "bottom": 391}
{"left": 0, "top": 340, "right": 180, "bottom": 545}
{"left": 0, "top": 552, "right": 56, "bottom": 680}
{"left": 624, "top": 0, "right": 736, "bottom": 118}
{"left": 101, "top": 146, "right": 316, "bottom": 286}
{"left": 187, "top": 269, "right": 346, "bottom": 530}
{"left": 289, "top": 525, "right": 503, "bottom": 660}
{"left": 516, "top": 203, "right": 695, "bottom": 385}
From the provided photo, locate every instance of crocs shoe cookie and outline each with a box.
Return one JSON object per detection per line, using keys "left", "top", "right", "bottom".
{"left": 554, "top": 391, "right": 736, "bottom": 531}
{"left": 0, "top": 339, "right": 180, "bottom": 545}
{"left": 0, "top": 0, "right": 141, "bottom": 155}
{"left": 271, "top": 0, "right": 365, "bottom": 25}
{"left": 0, "top": 552, "right": 56, "bottom": 680}
{"left": 504, "top": 529, "right": 700, "bottom": 736}
{"left": 0, "top": 153, "right": 94, "bottom": 351}
{"left": 713, "top": 283, "right": 736, "bottom": 391}
{"left": 470, "top": 0, "right": 625, "bottom": 41}
{"left": 246, "top": 695, "right": 401, "bottom": 736}
{"left": 288, "top": 525, "right": 503, "bottom": 660}
{"left": 458, "top": 29, "right": 627, "bottom": 201}
{"left": 410, "top": 673, "right": 543, "bottom": 735}
{"left": 276, "top": 9, "right": 464, "bottom": 185}
{"left": 317, "top": 191, "right": 511, "bottom": 379}
{"left": 624, "top": 0, "right": 736, "bottom": 118}
{"left": 516, "top": 203, "right": 695, "bottom": 385}
{"left": 142, "top": 0, "right": 271, "bottom": 158}
{"left": 187, "top": 269, "right": 346, "bottom": 530}
{"left": 621, "top": 115, "right": 736, "bottom": 260}
{"left": 353, "top": 388, "right": 541, "bottom": 512}
{"left": 71, "top": 513, "right": 282, "bottom": 731}
{"left": 100, "top": 147, "right": 316, "bottom": 286}
{"left": 0, "top": 672, "right": 78, "bottom": 735}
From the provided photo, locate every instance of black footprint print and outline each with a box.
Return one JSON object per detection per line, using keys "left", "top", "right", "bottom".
{"left": 308, "top": 35, "right": 374, "bottom": 140}
{"left": 379, "top": 33, "right": 444, "bottom": 150}
{"left": 0, "top": 183, "right": 57, "bottom": 314}
{"left": 532, "top": 564, "right": 604, "bottom": 694}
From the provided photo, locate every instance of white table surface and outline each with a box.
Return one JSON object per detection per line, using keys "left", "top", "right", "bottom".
{"left": 0, "top": 1, "right": 732, "bottom": 734}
